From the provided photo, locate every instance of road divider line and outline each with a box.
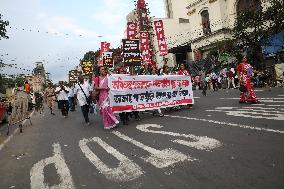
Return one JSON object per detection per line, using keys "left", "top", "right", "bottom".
{"left": 163, "top": 115, "right": 284, "bottom": 134}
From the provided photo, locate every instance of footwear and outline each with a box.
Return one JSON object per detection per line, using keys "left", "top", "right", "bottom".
{"left": 86, "top": 122, "right": 91, "bottom": 125}
{"left": 135, "top": 116, "right": 141, "bottom": 121}
{"left": 159, "top": 113, "right": 164, "bottom": 117}
{"left": 239, "top": 101, "right": 246, "bottom": 104}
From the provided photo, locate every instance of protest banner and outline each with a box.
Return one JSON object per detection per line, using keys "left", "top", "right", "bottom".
{"left": 69, "top": 70, "right": 78, "bottom": 83}
{"left": 99, "top": 42, "right": 110, "bottom": 65}
{"left": 122, "top": 39, "right": 142, "bottom": 66}
{"left": 108, "top": 75, "right": 194, "bottom": 113}
{"left": 81, "top": 61, "right": 93, "bottom": 75}
{"left": 127, "top": 22, "right": 137, "bottom": 40}
{"left": 137, "top": 7, "right": 149, "bottom": 31}
{"left": 139, "top": 31, "right": 152, "bottom": 64}
{"left": 154, "top": 20, "right": 168, "bottom": 56}
{"left": 102, "top": 52, "right": 114, "bottom": 68}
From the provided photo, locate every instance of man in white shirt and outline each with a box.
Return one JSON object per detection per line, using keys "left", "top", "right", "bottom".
{"left": 55, "top": 81, "right": 69, "bottom": 118}
{"left": 74, "top": 75, "right": 93, "bottom": 125}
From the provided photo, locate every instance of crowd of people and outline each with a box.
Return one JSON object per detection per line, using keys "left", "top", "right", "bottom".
{"left": 26, "top": 56, "right": 262, "bottom": 129}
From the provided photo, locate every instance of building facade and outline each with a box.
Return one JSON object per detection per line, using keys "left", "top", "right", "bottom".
{"left": 26, "top": 62, "right": 46, "bottom": 92}
{"left": 164, "top": 0, "right": 264, "bottom": 61}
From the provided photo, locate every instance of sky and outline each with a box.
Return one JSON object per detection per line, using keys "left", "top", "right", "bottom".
{"left": 0, "top": 0, "right": 165, "bottom": 82}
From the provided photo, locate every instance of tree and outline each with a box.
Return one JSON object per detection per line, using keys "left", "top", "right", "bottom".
{"left": 0, "top": 14, "right": 9, "bottom": 40}
{"left": 81, "top": 51, "right": 99, "bottom": 65}
{"left": 233, "top": 0, "right": 284, "bottom": 68}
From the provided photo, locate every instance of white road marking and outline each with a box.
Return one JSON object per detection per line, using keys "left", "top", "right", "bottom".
{"left": 194, "top": 97, "right": 200, "bottom": 99}
{"left": 30, "top": 143, "right": 75, "bottom": 189}
{"left": 267, "top": 105, "right": 284, "bottom": 107}
{"left": 112, "top": 131, "right": 195, "bottom": 168}
{"left": 79, "top": 137, "right": 143, "bottom": 182}
{"left": 136, "top": 124, "right": 221, "bottom": 151}
{"left": 278, "top": 95, "right": 284, "bottom": 97}
{"left": 254, "top": 90, "right": 264, "bottom": 92}
{"left": 207, "top": 109, "right": 284, "bottom": 120}
{"left": 163, "top": 115, "right": 284, "bottom": 134}
{"left": 220, "top": 98, "right": 284, "bottom": 103}
{"left": 0, "top": 111, "right": 34, "bottom": 151}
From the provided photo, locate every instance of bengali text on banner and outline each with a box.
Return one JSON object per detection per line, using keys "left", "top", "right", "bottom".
{"left": 108, "top": 74, "right": 194, "bottom": 113}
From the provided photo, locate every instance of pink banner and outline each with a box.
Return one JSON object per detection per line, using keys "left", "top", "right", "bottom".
{"left": 154, "top": 20, "right": 168, "bottom": 56}
{"left": 139, "top": 31, "right": 151, "bottom": 64}
{"left": 99, "top": 42, "right": 110, "bottom": 65}
{"left": 126, "top": 22, "right": 137, "bottom": 40}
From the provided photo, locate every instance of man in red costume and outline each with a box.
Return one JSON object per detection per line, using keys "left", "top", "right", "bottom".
{"left": 237, "top": 56, "right": 259, "bottom": 104}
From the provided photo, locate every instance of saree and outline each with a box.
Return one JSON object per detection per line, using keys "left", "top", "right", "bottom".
{"left": 97, "top": 76, "right": 119, "bottom": 129}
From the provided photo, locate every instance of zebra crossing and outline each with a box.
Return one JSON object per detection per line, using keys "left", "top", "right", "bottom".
{"left": 208, "top": 95, "right": 284, "bottom": 121}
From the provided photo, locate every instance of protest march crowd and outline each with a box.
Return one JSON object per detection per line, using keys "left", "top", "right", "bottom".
{"left": 32, "top": 55, "right": 260, "bottom": 130}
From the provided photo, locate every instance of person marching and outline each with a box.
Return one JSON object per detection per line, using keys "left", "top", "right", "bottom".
{"left": 55, "top": 81, "right": 69, "bottom": 118}
{"left": 44, "top": 82, "right": 56, "bottom": 115}
{"left": 237, "top": 56, "right": 260, "bottom": 104}
{"left": 74, "top": 75, "right": 92, "bottom": 125}
{"left": 94, "top": 66, "right": 119, "bottom": 129}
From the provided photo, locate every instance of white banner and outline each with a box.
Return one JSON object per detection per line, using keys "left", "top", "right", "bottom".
{"left": 108, "top": 75, "right": 194, "bottom": 113}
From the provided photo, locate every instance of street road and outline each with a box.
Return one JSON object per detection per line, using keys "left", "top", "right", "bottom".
{"left": 0, "top": 88, "right": 283, "bottom": 189}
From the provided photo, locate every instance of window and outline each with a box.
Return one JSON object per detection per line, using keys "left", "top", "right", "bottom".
{"left": 236, "top": 0, "right": 261, "bottom": 15}
{"left": 201, "top": 10, "right": 211, "bottom": 35}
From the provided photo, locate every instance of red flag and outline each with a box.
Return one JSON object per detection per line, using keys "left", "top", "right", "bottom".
{"left": 127, "top": 22, "right": 137, "bottom": 40}
{"left": 154, "top": 20, "right": 168, "bottom": 56}
{"left": 139, "top": 31, "right": 151, "bottom": 64}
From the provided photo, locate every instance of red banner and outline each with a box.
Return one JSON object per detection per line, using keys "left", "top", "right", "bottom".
{"left": 126, "top": 22, "right": 137, "bottom": 40}
{"left": 139, "top": 31, "right": 151, "bottom": 64}
{"left": 99, "top": 42, "right": 110, "bottom": 65}
{"left": 154, "top": 20, "right": 168, "bottom": 56}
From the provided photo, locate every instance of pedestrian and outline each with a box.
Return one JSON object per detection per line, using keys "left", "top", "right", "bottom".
{"left": 34, "top": 92, "right": 43, "bottom": 114}
{"left": 227, "top": 68, "right": 236, "bottom": 89}
{"left": 117, "top": 67, "right": 130, "bottom": 125}
{"left": 55, "top": 81, "right": 69, "bottom": 118}
{"left": 74, "top": 75, "right": 93, "bottom": 125}
{"left": 237, "top": 56, "right": 260, "bottom": 104}
{"left": 177, "top": 63, "right": 191, "bottom": 76}
{"left": 68, "top": 84, "right": 75, "bottom": 111}
{"left": 44, "top": 82, "right": 56, "bottom": 115}
{"left": 150, "top": 66, "right": 164, "bottom": 117}
{"left": 24, "top": 80, "right": 31, "bottom": 94}
{"left": 94, "top": 66, "right": 119, "bottom": 129}
{"left": 210, "top": 72, "right": 218, "bottom": 91}
{"left": 177, "top": 63, "right": 192, "bottom": 109}
{"left": 129, "top": 66, "right": 141, "bottom": 121}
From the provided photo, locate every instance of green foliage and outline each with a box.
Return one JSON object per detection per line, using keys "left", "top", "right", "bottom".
{"left": 0, "top": 14, "right": 9, "bottom": 40}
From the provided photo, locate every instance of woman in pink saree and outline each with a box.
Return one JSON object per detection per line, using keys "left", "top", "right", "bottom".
{"left": 94, "top": 66, "right": 119, "bottom": 129}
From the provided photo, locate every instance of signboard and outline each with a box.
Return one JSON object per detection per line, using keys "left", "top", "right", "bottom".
{"left": 139, "top": 31, "right": 152, "bottom": 64}
{"left": 108, "top": 74, "right": 194, "bottom": 113}
{"left": 127, "top": 22, "right": 137, "bottom": 40}
{"left": 154, "top": 20, "right": 168, "bottom": 56}
{"left": 122, "top": 39, "right": 142, "bottom": 66}
{"left": 99, "top": 42, "right": 110, "bottom": 65}
{"left": 81, "top": 61, "right": 93, "bottom": 75}
{"left": 69, "top": 70, "right": 78, "bottom": 83}
{"left": 102, "top": 52, "right": 114, "bottom": 68}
